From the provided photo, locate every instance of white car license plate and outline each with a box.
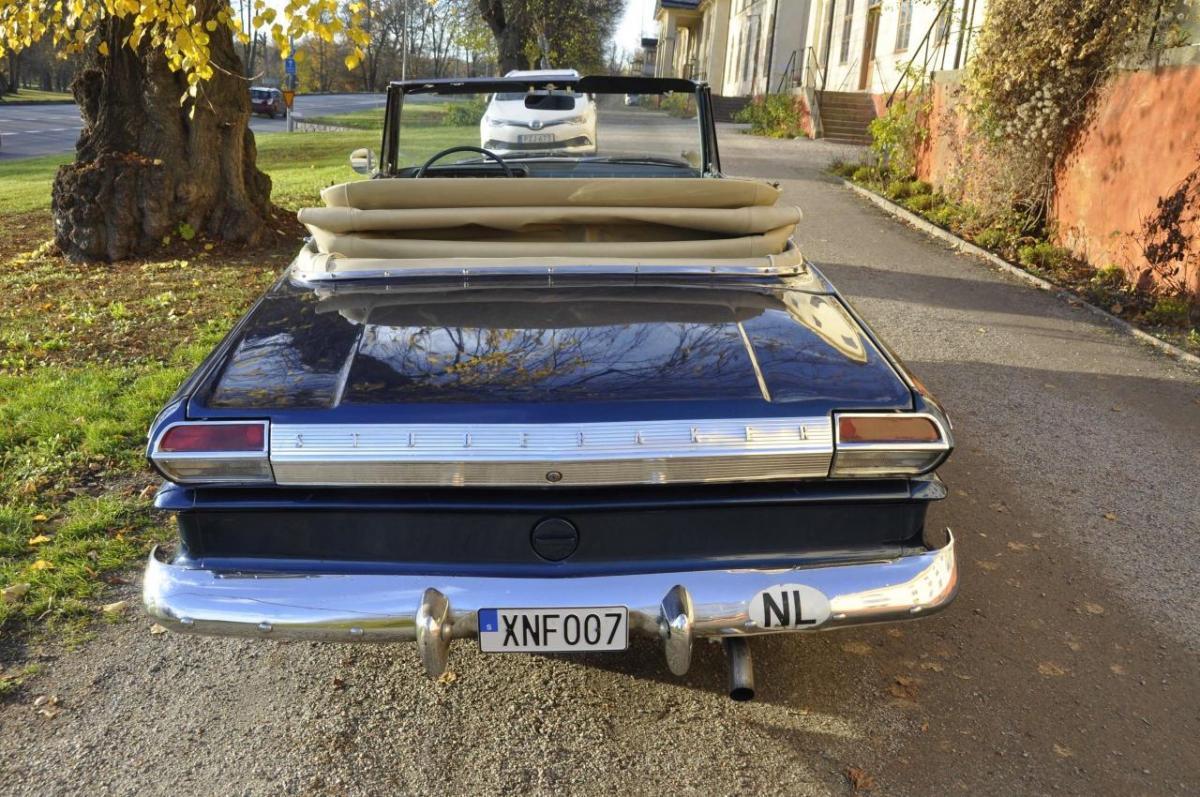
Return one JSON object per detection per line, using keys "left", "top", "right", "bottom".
{"left": 517, "top": 133, "right": 554, "bottom": 144}
{"left": 478, "top": 607, "right": 628, "bottom": 653}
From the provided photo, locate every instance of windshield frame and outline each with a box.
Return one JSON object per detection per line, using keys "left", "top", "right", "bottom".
{"left": 379, "top": 75, "right": 720, "bottom": 177}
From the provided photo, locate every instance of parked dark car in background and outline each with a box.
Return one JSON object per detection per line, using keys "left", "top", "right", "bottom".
{"left": 142, "top": 74, "right": 958, "bottom": 701}
{"left": 249, "top": 86, "right": 284, "bottom": 118}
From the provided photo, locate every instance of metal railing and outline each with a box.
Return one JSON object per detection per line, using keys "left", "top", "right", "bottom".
{"left": 885, "top": 0, "right": 954, "bottom": 108}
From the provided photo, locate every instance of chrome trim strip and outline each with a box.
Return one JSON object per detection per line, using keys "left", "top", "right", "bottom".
{"left": 735, "top": 320, "right": 772, "bottom": 403}
{"left": 291, "top": 262, "right": 809, "bottom": 284}
{"left": 149, "top": 420, "right": 273, "bottom": 485}
{"left": 269, "top": 417, "right": 833, "bottom": 487}
{"left": 142, "top": 532, "right": 957, "bottom": 648}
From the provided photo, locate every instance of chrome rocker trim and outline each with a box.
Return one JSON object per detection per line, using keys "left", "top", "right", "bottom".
{"left": 143, "top": 532, "right": 957, "bottom": 677}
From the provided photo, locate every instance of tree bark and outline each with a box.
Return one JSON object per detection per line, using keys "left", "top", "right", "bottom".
{"left": 477, "top": 0, "right": 529, "bottom": 74}
{"left": 52, "top": 4, "right": 272, "bottom": 261}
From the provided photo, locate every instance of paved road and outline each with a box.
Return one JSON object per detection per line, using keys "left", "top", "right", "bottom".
{"left": 0, "top": 93, "right": 386, "bottom": 159}
{"left": 2, "top": 124, "right": 1199, "bottom": 796}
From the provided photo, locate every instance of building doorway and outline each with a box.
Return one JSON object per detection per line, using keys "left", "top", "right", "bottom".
{"left": 858, "top": 3, "right": 881, "bottom": 90}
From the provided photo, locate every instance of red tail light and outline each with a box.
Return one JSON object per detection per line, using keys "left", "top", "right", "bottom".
{"left": 832, "top": 413, "right": 950, "bottom": 477}
{"left": 151, "top": 421, "right": 272, "bottom": 484}
{"left": 837, "top": 415, "right": 941, "bottom": 444}
{"left": 159, "top": 423, "right": 265, "bottom": 452}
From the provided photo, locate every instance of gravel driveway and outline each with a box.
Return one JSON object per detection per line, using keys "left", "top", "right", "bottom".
{"left": 2, "top": 127, "right": 1199, "bottom": 797}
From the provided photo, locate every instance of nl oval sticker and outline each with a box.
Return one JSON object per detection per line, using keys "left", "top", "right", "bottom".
{"left": 749, "top": 584, "right": 832, "bottom": 629}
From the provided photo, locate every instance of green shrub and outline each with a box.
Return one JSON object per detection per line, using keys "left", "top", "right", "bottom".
{"left": 1090, "top": 264, "right": 1127, "bottom": 289}
{"left": 1017, "top": 241, "right": 1071, "bottom": 272}
{"left": 974, "top": 227, "right": 1009, "bottom": 251}
{"left": 443, "top": 97, "right": 486, "bottom": 126}
{"left": 661, "top": 92, "right": 696, "bottom": 118}
{"left": 907, "top": 180, "right": 932, "bottom": 196}
{"left": 905, "top": 194, "right": 938, "bottom": 212}
{"left": 885, "top": 180, "right": 913, "bottom": 200}
{"left": 830, "top": 160, "right": 860, "bottom": 178}
{"left": 851, "top": 166, "right": 876, "bottom": 184}
{"left": 735, "top": 93, "right": 808, "bottom": 138}
{"left": 867, "top": 95, "right": 929, "bottom": 181}
{"left": 930, "top": 203, "right": 963, "bottom": 230}
{"left": 1145, "top": 296, "right": 1192, "bottom": 327}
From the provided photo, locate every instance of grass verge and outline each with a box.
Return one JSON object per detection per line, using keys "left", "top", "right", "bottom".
{"left": 0, "top": 89, "right": 73, "bottom": 104}
{"left": 0, "top": 130, "right": 381, "bottom": 644}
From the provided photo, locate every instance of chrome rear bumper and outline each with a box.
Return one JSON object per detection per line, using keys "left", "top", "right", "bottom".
{"left": 143, "top": 532, "right": 956, "bottom": 677}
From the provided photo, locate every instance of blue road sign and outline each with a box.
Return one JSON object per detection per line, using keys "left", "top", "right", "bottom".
{"left": 284, "top": 57, "right": 296, "bottom": 75}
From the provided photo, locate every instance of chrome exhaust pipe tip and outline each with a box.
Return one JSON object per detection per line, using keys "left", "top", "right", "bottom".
{"left": 723, "top": 637, "right": 755, "bottom": 701}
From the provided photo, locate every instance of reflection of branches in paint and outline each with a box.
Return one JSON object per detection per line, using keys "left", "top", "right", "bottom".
{"left": 351, "top": 321, "right": 745, "bottom": 400}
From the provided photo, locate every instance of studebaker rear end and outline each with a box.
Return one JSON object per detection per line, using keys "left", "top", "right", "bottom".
{"left": 142, "top": 75, "right": 956, "bottom": 700}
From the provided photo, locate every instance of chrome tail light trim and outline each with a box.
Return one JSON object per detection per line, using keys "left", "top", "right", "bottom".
{"left": 830, "top": 412, "right": 953, "bottom": 478}
{"left": 149, "top": 421, "right": 274, "bottom": 485}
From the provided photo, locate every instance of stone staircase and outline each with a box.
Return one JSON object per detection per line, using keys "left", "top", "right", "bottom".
{"left": 816, "top": 91, "right": 876, "bottom": 145}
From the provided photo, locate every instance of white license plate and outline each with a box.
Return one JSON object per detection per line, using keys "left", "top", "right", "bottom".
{"left": 478, "top": 607, "right": 628, "bottom": 653}
{"left": 518, "top": 133, "right": 554, "bottom": 144}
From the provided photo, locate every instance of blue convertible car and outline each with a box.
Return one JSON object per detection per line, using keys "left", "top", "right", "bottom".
{"left": 142, "top": 73, "right": 956, "bottom": 700}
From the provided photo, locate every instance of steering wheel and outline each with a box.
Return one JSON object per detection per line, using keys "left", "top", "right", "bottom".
{"left": 416, "top": 146, "right": 513, "bottom": 178}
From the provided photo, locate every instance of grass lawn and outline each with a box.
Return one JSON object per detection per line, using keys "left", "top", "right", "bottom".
{"left": 0, "top": 88, "right": 73, "bottom": 104}
{"left": 0, "top": 129, "right": 428, "bottom": 646}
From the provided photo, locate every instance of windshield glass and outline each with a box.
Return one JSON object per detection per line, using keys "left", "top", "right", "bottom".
{"left": 396, "top": 89, "right": 703, "bottom": 169}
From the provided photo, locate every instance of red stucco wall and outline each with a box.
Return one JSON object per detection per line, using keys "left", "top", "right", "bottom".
{"left": 915, "top": 66, "right": 1200, "bottom": 292}
{"left": 1053, "top": 66, "right": 1200, "bottom": 292}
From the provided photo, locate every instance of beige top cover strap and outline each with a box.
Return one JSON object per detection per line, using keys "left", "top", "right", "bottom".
{"left": 299, "top": 205, "right": 801, "bottom": 236}
{"left": 320, "top": 177, "right": 782, "bottom": 210}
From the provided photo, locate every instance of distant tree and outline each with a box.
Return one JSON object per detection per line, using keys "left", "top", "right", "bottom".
{"left": 0, "top": 0, "right": 368, "bottom": 262}
{"left": 475, "top": 0, "right": 623, "bottom": 74}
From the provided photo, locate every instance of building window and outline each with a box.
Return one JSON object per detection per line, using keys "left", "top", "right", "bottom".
{"left": 895, "top": 0, "right": 912, "bottom": 52}
{"left": 934, "top": 5, "right": 952, "bottom": 46}
{"left": 839, "top": 0, "right": 855, "bottom": 64}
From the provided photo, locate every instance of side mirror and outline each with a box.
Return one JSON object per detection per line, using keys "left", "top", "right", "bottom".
{"left": 349, "top": 147, "right": 375, "bottom": 176}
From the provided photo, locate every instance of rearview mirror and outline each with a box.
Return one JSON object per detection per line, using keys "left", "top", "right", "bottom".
{"left": 349, "top": 148, "right": 375, "bottom": 175}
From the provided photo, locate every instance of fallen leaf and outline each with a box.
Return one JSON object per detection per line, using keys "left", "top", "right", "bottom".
{"left": 437, "top": 670, "right": 458, "bottom": 685}
{"left": 845, "top": 767, "right": 876, "bottom": 792}
{"left": 1053, "top": 743, "right": 1074, "bottom": 758}
{"left": 989, "top": 501, "right": 1009, "bottom": 514}
{"left": 331, "top": 675, "right": 345, "bottom": 689}
{"left": 32, "top": 513, "right": 48, "bottom": 522}
{"left": 841, "top": 641, "right": 873, "bottom": 656}
{"left": 889, "top": 675, "right": 921, "bottom": 699}
{"left": 1109, "top": 303, "right": 1123, "bottom": 314}
{"left": 27, "top": 535, "right": 51, "bottom": 546}
{"left": 976, "top": 560, "right": 1000, "bottom": 571}
{"left": 919, "top": 661, "right": 945, "bottom": 672}
{"left": 138, "top": 484, "right": 158, "bottom": 500}
{"left": 37, "top": 708, "right": 59, "bottom": 719}
{"left": 33, "top": 695, "right": 50, "bottom": 707}
{"left": 1007, "top": 541, "right": 1029, "bottom": 552}
{"left": 1037, "top": 661, "right": 1069, "bottom": 677}
{"left": 29, "top": 559, "right": 54, "bottom": 571}
{"left": 1109, "top": 663, "right": 1127, "bottom": 675}
{"left": 2, "top": 583, "right": 31, "bottom": 604}
{"left": 1083, "top": 602, "right": 1105, "bottom": 615}
{"left": 101, "top": 600, "right": 128, "bottom": 614}
{"left": 149, "top": 623, "right": 168, "bottom": 635}
{"left": 1102, "top": 512, "right": 1117, "bottom": 521}
{"left": 886, "top": 629, "right": 904, "bottom": 639}
{"left": 1065, "top": 640, "right": 1082, "bottom": 652}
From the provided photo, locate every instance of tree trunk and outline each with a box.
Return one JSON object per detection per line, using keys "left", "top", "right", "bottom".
{"left": 478, "top": 0, "right": 529, "bottom": 74}
{"left": 52, "top": 8, "right": 271, "bottom": 262}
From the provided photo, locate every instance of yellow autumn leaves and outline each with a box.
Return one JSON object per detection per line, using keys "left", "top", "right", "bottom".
{"left": 0, "top": 0, "right": 370, "bottom": 101}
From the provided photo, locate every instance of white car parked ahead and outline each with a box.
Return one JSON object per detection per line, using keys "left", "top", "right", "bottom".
{"left": 479, "top": 69, "right": 598, "bottom": 156}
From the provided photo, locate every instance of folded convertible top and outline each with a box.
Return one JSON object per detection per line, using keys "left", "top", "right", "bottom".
{"left": 297, "top": 177, "right": 803, "bottom": 273}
